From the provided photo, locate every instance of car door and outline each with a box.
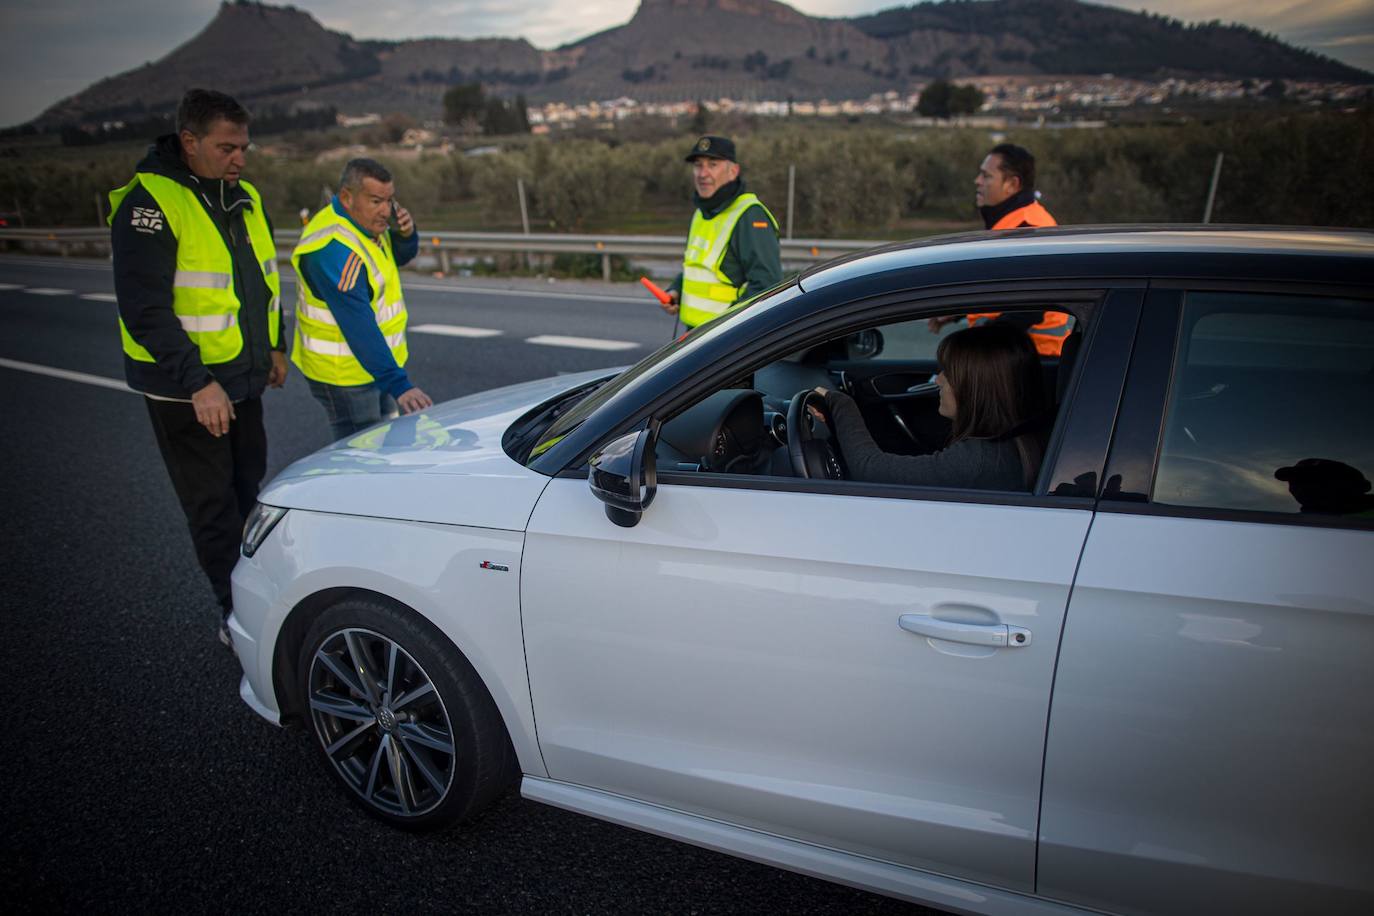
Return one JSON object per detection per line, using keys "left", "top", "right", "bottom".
{"left": 521, "top": 290, "right": 1136, "bottom": 892}
{"left": 1038, "top": 288, "right": 1374, "bottom": 914}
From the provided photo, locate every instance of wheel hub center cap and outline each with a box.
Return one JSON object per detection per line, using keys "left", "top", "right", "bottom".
{"left": 376, "top": 707, "right": 397, "bottom": 732}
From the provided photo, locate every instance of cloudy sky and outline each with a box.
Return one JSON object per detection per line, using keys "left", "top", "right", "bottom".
{"left": 2, "top": 0, "right": 1370, "bottom": 126}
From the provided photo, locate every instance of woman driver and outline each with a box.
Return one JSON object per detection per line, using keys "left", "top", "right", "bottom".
{"left": 816, "top": 323, "right": 1048, "bottom": 490}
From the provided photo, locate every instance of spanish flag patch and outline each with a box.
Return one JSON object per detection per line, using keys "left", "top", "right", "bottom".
{"left": 752, "top": 221, "right": 769, "bottom": 228}
{"left": 338, "top": 252, "right": 363, "bottom": 292}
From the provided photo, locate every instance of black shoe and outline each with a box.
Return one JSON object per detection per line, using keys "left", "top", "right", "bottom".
{"left": 218, "top": 617, "right": 236, "bottom": 656}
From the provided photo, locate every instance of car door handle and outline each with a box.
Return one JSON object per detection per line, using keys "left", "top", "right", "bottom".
{"left": 898, "top": 614, "right": 1032, "bottom": 648}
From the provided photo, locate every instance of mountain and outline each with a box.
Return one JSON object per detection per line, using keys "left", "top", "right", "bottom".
{"left": 851, "top": 0, "right": 1371, "bottom": 82}
{"left": 25, "top": 0, "right": 1371, "bottom": 130}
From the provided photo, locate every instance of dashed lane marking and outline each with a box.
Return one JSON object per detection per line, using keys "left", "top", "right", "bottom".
{"left": 23, "top": 288, "right": 74, "bottom": 296}
{"left": 410, "top": 323, "right": 503, "bottom": 338}
{"left": 525, "top": 334, "right": 640, "bottom": 352}
{"left": 81, "top": 293, "right": 118, "bottom": 302}
{"left": 0, "top": 256, "right": 110, "bottom": 271}
{"left": 0, "top": 357, "right": 131, "bottom": 393}
{"left": 0, "top": 283, "right": 22, "bottom": 290}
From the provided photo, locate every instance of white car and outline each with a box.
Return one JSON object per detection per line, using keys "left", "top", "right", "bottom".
{"left": 232, "top": 227, "right": 1374, "bottom": 915}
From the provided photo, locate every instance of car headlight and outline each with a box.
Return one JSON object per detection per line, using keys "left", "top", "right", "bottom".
{"left": 241, "top": 503, "right": 287, "bottom": 558}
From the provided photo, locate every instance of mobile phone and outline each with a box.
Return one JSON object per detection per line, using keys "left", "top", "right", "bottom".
{"left": 389, "top": 200, "right": 399, "bottom": 228}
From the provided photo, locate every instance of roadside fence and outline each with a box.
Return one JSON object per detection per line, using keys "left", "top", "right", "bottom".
{"left": 0, "top": 228, "right": 884, "bottom": 281}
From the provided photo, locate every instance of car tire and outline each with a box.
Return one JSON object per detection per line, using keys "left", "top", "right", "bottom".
{"left": 298, "top": 596, "right": 515, "bottom": 831}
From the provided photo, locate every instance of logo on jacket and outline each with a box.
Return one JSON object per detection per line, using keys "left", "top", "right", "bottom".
{"left": 131, "top": 207, "right": 164, "bottom": 233}
{"left": 479, "top": 561, "right": 510, "bottom": 572}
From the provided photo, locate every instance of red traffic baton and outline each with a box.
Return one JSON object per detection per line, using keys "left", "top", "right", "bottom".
{"left": 640, "top": 276, "right": 673, "bottom": 305}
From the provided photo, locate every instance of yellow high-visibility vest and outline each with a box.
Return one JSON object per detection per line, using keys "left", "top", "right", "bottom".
{"left": 680, "top": 192, "right": 777, "bottom": 328}
{"left": 109, "top": 174, "right": 280, "bottom": 363}
{"left": 290, "top": 206, "right": 409, "bottom": 386}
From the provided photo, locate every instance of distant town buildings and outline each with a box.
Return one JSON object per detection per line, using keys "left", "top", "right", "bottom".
{"left": 309, "top": 76, "right": 1370, "bottom": 148}
{"left": 516, "top": 76, "right": 1370, "bottom": 130}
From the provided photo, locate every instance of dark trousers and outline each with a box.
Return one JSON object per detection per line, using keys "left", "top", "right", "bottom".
{"left": 144, "top": 396, "right": 267, "bottom": 615}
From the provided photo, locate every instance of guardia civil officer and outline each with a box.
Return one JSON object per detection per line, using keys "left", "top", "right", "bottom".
{"left": 662, "top": 136, "right": 783, "bottom": 328}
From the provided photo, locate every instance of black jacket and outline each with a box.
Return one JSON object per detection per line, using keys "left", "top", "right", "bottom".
{"left": 110, "top": 135, "right": 282, "bottom": 400}
{"left": 979, "top": 188, "right": 1041, "bottom": 230}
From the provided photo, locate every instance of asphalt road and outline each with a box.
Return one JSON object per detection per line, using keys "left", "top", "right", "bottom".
{"left": 0, "top": 255, "right": 936, "bottom": 914}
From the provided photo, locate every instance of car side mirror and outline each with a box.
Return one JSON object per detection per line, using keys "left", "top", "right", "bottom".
{"left": 847, "top": 328, "right": 884, "bottom": 359}
{"left": 588, "top": 426, "right": 658, "bottom": 528}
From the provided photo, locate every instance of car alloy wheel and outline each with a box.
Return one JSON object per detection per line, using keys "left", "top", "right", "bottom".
{"left": 307, "top": 626, "right": 456, "bottom": 818}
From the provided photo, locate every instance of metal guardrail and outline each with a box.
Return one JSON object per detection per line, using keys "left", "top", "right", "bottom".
{"left": 0, "top": 227, "right": 882, "bottom": 280}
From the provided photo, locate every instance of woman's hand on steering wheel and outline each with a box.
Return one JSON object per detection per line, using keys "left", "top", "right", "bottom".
{"left": 808, "top": 387, "right": 835, "bottom": 424}
{"left": 787, "top": 388, "right": 846, "bottom": 480}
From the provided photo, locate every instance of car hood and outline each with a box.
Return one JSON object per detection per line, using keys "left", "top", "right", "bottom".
{"left": 260, "top": 368, "right": 619, "bottom": 530}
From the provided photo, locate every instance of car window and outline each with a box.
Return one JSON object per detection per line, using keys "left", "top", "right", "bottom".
{"left": 878, "top": 310, "right": 1075, "bottom": 361}
{"left": 655, "top": 305, "right": 1080, "bottom": 493}
{"left": 1153, "top": 293, "right": 1374, "bottom": 519}
{"left": 524, "top": 280, "right": 805, "bottom": 464}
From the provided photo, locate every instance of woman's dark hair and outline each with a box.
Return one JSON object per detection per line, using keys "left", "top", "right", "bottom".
{"left": 937, "top": 323, "right": 1047, "bottom": 488}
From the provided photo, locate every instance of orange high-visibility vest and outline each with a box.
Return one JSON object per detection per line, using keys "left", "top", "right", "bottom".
{"left": 989, "top": 200, "right": 1057, "bottom": 230}
{"left": 967, "top": 200, "right": 1066, "bottom": 354}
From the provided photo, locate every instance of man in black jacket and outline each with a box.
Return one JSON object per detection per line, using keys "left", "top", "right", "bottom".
{"left": 110, "top": 88, "right": 287, "bottom": 649}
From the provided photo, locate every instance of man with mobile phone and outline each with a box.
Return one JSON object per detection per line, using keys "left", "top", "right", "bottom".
{"left": 291, "top": 157, "right": 433, "bottom": 440}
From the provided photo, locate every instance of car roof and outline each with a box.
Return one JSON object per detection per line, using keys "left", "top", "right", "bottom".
{"left": 799, "top": 225, "right": 1374, "bottom": 293}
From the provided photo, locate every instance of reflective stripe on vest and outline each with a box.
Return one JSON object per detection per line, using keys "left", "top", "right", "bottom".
{"left": 289, "top": 205, "right": 408, "bottom": 386}
{"left": 679, "top": 192, "right": 777, "bottom": 328}
{"left": 174, "top": 269, "right": 233, "bottom": 289}
{"left": 179, "top": 313, "right": 238, "bottom": 333}
{"left": 296, "top": 329, "right": 407, "bottom": 358}
{"left": 109, "top": 174, "right": 280, "bottom": 364}
{"left": 294, "top": 296, "right": 400, "bottom": 328}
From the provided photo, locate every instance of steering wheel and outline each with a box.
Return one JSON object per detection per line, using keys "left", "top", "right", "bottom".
{"left": 786, "top": 390, "right": 847, "bottom": 480}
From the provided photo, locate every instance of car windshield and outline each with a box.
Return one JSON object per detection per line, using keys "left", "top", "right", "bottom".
{"left": 524, "top": 279, "right": 803, "bottom": 465}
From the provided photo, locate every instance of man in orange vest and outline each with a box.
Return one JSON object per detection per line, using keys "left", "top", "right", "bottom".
{"left": 975, "top": 143, "right": 1056, "bottom": 230}
{"left": 930, "top": 143, "right": 1069, "bottom": 354}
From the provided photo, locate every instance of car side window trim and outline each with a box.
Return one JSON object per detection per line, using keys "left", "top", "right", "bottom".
{"left": 1093, "top": 499, "right": 1374, "bottom": 531}
{"left": 1038, "top": 288, "right": 1144, "bottom": 499}
{"left": 557, "top": 462, "right": 1098, "bottom": 510}
{"left": 1098, "top": 288, "right": 1183, "bottom": 503}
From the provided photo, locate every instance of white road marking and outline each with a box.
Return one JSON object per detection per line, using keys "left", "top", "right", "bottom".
{"left": 0, "top": 283, "right": 22, "bottom": 290}
{"left": 81, "top": 293, "right": 118, "bottom": 302}
{"left": 410, "top": 323, "right": 503, "bottom": 338}
{"left": 525, "top": 334, "right": 639, "bottom": 352}
{"left": 1, "top": 259, "right": 646, "bottom": 303}
{"left": 0, "top": 357, "right": 131, "bottom": 393}
{"left": 0, "top": 255, "right": 110, "bottom": 271}
{"left": 24, "top": 287, "right": 73, "bottom": 296}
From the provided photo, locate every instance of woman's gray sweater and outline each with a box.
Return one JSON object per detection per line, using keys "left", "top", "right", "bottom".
{"left": 824, "top": 391, "right": 1028, "bottom": 490}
